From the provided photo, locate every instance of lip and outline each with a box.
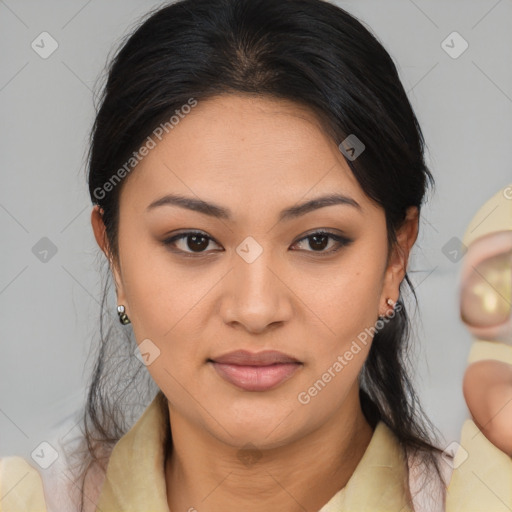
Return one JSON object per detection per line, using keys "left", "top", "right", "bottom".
{"left": 208, "top": 350, "right": 302, "bottom": 391}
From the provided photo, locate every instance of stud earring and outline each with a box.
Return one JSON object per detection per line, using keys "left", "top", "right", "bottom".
{"left": 117, "top": 305, "right": 131, "bottom": 325}
{"left": 378, "top": 297, "right": 396, "bottom": 321}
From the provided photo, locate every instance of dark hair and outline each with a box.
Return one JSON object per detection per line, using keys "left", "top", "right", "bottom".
{"left": 70, "top": 0, "right": 446, "bottom": 509}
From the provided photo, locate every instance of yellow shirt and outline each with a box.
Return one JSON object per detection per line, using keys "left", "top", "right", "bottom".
{"left": 96, "top": 395, "right": 415, "bottom": 512}
{"left": 2, "top": 343, "right": 512, "bottom": 512}
{"left": 0, "top": 391, "right": 414, "bottom": 512}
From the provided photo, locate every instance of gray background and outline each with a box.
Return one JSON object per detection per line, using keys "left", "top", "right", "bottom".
{"left": 1, "top": 0, "right": 511, "bottom": 459}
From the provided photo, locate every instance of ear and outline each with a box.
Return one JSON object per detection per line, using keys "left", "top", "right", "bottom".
{"left": 379, "top": 206, "right": 419, "bottom": 317}
{"left": 91, "top": 205, "right": 128, "bottom": 308}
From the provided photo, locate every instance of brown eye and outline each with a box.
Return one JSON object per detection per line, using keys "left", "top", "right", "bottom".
{"left": 292, "top": 231, "right": 352, "bottom": 255}
{"left": 163, "top": 231, "right": 221, "bottom": 254}
{"left": 162, "top": 229, "right": 352, "bottom": 257}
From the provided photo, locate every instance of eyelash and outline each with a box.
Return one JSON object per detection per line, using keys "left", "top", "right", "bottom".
{"left": 161, "top": 230, "right": 352, "bottom": 258}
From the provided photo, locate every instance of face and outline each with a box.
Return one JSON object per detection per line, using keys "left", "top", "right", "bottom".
{"left": 92, "top": 93, "right": 417, "bottom": 449}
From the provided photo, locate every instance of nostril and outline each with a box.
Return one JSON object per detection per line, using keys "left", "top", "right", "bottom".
{"left": 461, "top": 249, "right": 512, "bottom": 328}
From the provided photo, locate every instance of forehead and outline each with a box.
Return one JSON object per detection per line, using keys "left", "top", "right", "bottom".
{"left": 119, "top": 94, "right": 374, "bottom": 217}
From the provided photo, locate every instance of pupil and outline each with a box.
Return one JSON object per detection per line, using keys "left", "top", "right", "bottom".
{"left": 310, "top": 234, "right": 328, "bottom": 251}
{"left": 188, "top": 235, "right": 208, "bottom": 252}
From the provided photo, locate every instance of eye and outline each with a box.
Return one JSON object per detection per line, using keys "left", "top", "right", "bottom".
{"left": 162, "top": 231, "right": 221, "bottom": 255}
{"left": 161, "top": 229, "right": 352, "bottom": 257}
{"left": 291, "top": 230, "right": 352, "bottom": 255}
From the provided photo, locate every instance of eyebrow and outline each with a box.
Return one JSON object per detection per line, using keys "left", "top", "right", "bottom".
{"left": 146, "top": 192, "right": 362, "bottom": 222}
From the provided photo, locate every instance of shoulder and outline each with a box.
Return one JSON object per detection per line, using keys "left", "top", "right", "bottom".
{"left": 0, "top": 456, "right": 47, "bottom": 511}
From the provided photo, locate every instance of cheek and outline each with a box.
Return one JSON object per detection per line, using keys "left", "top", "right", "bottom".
{"left": 116, "top": 231, "right": 192, "bottom": 345}
{"left": 119, "top": 238, "right": 223, "bottom": 381}
{"left": 294, "top": 254, "right": 384, "bottom": 352}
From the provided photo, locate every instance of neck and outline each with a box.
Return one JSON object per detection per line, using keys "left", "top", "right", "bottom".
{"left": 165, "top": 387, "right": 374, "bottom": 512}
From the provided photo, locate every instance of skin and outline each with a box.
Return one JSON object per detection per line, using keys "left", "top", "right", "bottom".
{"left": 91, "top": 93, "right": 419, "bottom": 511}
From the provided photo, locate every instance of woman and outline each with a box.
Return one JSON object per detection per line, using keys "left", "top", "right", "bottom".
{"left": 1, "top": 0, "right": 511, "bottom": 510}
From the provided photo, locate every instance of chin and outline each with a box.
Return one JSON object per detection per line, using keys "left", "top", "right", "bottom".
{"left": 208, "top": 405, "right": 305, "bottom": 449}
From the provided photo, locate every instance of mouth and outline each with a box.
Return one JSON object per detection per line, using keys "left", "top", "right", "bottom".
{"left": 207, "top": 350, "right": 303, "bottom": 392}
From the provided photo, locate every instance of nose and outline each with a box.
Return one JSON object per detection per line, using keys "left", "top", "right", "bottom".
{"left": 219, "top": 242, "right": 293, "bottom": 334}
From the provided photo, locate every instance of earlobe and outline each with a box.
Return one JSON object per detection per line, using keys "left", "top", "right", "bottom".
{"left": 90, "top": 205, "right": 128, "bottom": 309}
{"left": 379, "top": 206, "right": 419, "bottom": 317}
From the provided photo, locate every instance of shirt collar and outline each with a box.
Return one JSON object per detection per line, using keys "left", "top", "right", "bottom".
{"left": 97, "top": 391, "right": 411, "bottom": 511}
